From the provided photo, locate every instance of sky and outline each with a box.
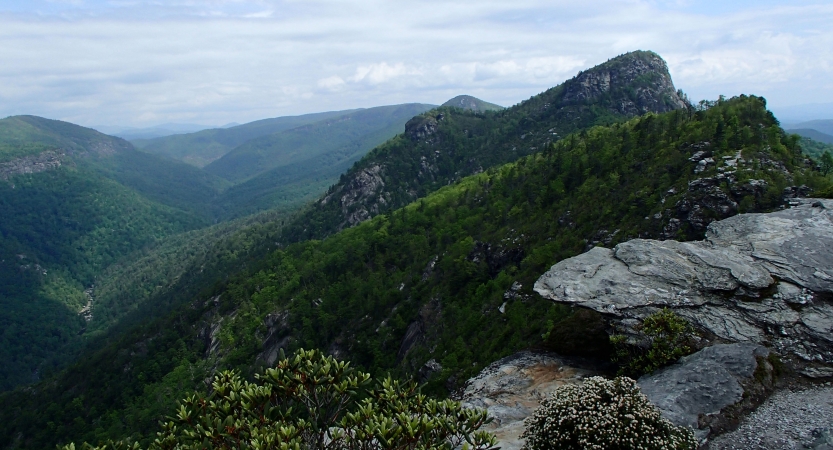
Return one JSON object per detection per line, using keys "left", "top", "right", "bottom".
{"left": 0, "top": 0, "right": 831, "bottom": 128}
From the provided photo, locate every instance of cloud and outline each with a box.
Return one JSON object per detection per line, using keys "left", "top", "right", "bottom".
{"left": 0, "top": 0, "right": 831, "bottom": 126}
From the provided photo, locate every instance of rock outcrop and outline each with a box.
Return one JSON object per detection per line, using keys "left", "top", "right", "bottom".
{"left": 0, "top": 150, "right": 64, "bottom": 181}
{"left": 562, "top": 51, "right": 687, "bottom": 115}
{"left": 457, "top": 352, "right": 600, "bottom": 450}
{"left": 535, "top": 199, "right": 833, "bottom": 366}
{"left": 638, "top": 343, "right": 777, "bottom": 442}
{"left": 707, "top": 382, "right": 833, "bottom": 449}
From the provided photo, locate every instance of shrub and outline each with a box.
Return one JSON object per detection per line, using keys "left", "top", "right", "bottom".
{"left": 610, "top": 308, "right": 695, "bottom": 377}
{"left": 64, "top": 348, "right": 497, "bottom": 450}
{"left": 520, "top": 376, "right": 696, "bottom": 450}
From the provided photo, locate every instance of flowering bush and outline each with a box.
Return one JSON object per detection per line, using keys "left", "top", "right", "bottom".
{"left": 520, "top": 376, "right": 696, "bottom": 450}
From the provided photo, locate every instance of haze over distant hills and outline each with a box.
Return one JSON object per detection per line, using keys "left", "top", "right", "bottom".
{"left": 93, "top": 123, "right": 219, "bottom": 140}
{"left": 3, "top": 50, "right": 830, "bottom": 450}
{"left": 1, "top": 50, "right": 833, "bottom": 450}
{"left": 131, "top": 109, "right": 362, "bottom": 167}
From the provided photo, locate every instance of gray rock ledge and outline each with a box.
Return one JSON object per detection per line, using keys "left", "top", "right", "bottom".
{"left": 534, "top": 199, "right": 833, "bottom": 363}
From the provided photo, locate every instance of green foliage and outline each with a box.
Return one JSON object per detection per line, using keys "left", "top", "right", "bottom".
{"left": 204, "top": 104, "right": 435, "bottom": 184}
{"left": 610, "top": 309, "right": 696, "bottom": 377}
{"left": 64, "top": 349, "right": 497, "bottom": 450}
{"left": 520, "top": 376, "right": 697, "bottom": 450}
{"left": 821, "top": 151, "right": 833, "bottom": 176}
{"left": 3, "top": 95, "right": 827, "bottom": 449}
{"left": 281, "top": 51, "right": 687, "bottom": 244}
{"left": 134, "top": 109, "right": 363, "bottom": 167}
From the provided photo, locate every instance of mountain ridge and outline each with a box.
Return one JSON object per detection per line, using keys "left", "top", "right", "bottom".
{"left": 281, "top": 50, "right": 688, "bottom": 242}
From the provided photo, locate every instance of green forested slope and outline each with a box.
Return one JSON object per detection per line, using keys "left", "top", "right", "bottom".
{"left": 203, "top": 103, "right": 435, "bottom": 183}
{"left": 0, "top": 117, "right": 229, "bottom": 391}
{"left": 132, "top": 109, "right": 360, "bottom": 167}
{"left": 4, "top": 95, "right": 828, "bottom": 449}
{"left": 798, "top": 136, "right": 833, "bottom": 161}
{"left": 0, "top": 167, "right": 206, "bottom": 390}
{"left": 280, "top": 50, "right": 688, "bottom": 243}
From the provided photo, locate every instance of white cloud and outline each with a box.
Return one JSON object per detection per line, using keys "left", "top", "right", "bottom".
{"left": 0, "top": 0, "right": 831, "bottom": 126}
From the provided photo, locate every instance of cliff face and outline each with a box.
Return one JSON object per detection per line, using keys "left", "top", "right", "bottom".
{"left": 282, "top": 50, "right": 688, "bottom": 242}
{"left": 562, "top": 51, "right": 686, "bottom": 115}
{"left": 0, "top": 150, "right": 64, "bottom": 181}
{"left": 535, "top": 198, "right": 833, "bottom": 367}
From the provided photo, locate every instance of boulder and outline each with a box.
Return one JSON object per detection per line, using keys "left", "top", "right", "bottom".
{"left": 637, "top": 343, "right": 775, "bottom": 442}
{"left": 534, "top": 199, "right": 833, "bottom": 364}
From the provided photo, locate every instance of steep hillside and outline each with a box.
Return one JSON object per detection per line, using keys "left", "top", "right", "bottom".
{"left": 133, "top": 109, "right": 361, "bottom": 167}
{"left": 4, "top": 95, "right": 829, "bottom": 449}
{"left": 442, "top": 95, "right": 504, "bottom": 112}
{"left": 798, "top": 136, "right": 833, "bottom": 162}
{"left": 0, "top": 116, "right": 226, "bottom": 391}
{"left": 203, "top": 103, "right": 435, "bottom": 183}
{"left": 281, "top": 50, "right": 688, "bottom": 242}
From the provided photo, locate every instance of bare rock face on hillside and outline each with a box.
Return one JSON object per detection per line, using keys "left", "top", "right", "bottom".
{"left": 0, "top": 150, "right": 64, "bottom": 181}
{"left": 562, "top": 51, "right": 687, "bottom": 115}
{"left": 534, "top": 199, "right": 833, "bottom": 367}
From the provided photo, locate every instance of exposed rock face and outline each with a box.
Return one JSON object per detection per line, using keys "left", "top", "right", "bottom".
{"left": 322, "top": 164, "right": 388, "bottom": 229}
{"left": 258, "top": 310, "right": 291, "bottom": 366}
{"left": 534, "top": 199, "right": 833, "bottom": 364}
{"left": 708, "top": 384, "right": 833, "bottom": 449}
{"left": 562, "top": 52, "right": 686, "bottom": 115}
{"left": 283, "top": 51, "right": 689, "bottom": 243}
{"left": 405, "top": 115, "right": 440, "bottom": 142}
{"left": 638, "top": 343, "right": 776, "bottom": 442}
{"left": 0, "top": 150, "right": 64, "bottom": 181}
{"left": 457, "top": 352, "right": 600, "bottom": 450}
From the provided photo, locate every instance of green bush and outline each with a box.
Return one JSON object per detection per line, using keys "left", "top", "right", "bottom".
{"left": 610, "top": 308, "right": 695, "bottom": 377}
{"left": 64, "top": 348, "right": 497, "bottom": 450}
{"left": 520, "top": 376, "right": 696, "bottom": 450}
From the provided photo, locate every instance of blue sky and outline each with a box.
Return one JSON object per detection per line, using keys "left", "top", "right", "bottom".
{"left": 1, "top": 0, "right": 831, "bottom": 127}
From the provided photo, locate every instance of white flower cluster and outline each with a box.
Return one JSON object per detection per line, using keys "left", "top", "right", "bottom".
{"left": 520, "top": 376, "right": 697, "bottom": 450}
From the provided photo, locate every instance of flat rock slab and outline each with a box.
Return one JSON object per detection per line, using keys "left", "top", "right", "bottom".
{"left": 534, "top": 199, "right": 833, "bottom": 363}
{"left": 707, "top": 383, "right": 833, "bottom": 449}
{"left": 638, "top": 343, "right": 771, "bottom": 442}
{"left": 458, "top": 352, "right": 600, "bottom": 450}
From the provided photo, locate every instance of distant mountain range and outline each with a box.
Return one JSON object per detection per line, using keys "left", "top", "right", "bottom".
{"left": 2, "top": 50, "right": 832, "bottom": 450}
{"left": 94, "top": 123, "right": 220, "bottom": 140}
{"left": 787, "top": 119, "right": 833, "bottom": 145}
{"left": 131, "top": 110, "right": 362, "bottom": 167}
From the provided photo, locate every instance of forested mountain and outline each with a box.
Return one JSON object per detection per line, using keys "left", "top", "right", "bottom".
{"left": 789, "top": 128, "right": 833, "bottom": 144}
{"left": 4, "top": 93, "right": 829, "bottom": 449}
{"left": 203, "top": 104, "right": 435, "bottom": 183}
{"left": 280, "top": 50, "right": 688, "bottom": 243}
{"left": 132, "top": 109, "right": 362, "bottom": 167}
{"left": 441, "top": 95, "right": 505, "bottom": 112}
{"left": 0, "top": 116, "right": 226, "bottom": 391}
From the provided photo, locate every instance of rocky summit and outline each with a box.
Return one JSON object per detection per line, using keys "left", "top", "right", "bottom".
{"left": 535, "top": 198, "right": 833, "bottom": 369}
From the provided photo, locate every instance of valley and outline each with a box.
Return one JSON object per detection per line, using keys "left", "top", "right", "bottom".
{"left": 0, "top": 50, "right": 832, "bottom": 450}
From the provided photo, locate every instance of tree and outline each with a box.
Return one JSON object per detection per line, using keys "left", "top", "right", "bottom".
{"left": 64, "top": 348, "right": 497, "bottom": 450}
{"left": 821, "top": 151, "right": 833, "bottom": 176}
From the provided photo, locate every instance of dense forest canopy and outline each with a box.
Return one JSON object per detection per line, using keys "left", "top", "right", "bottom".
{"left": 2, "top": 94, "right": 829, "bottom": 449}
